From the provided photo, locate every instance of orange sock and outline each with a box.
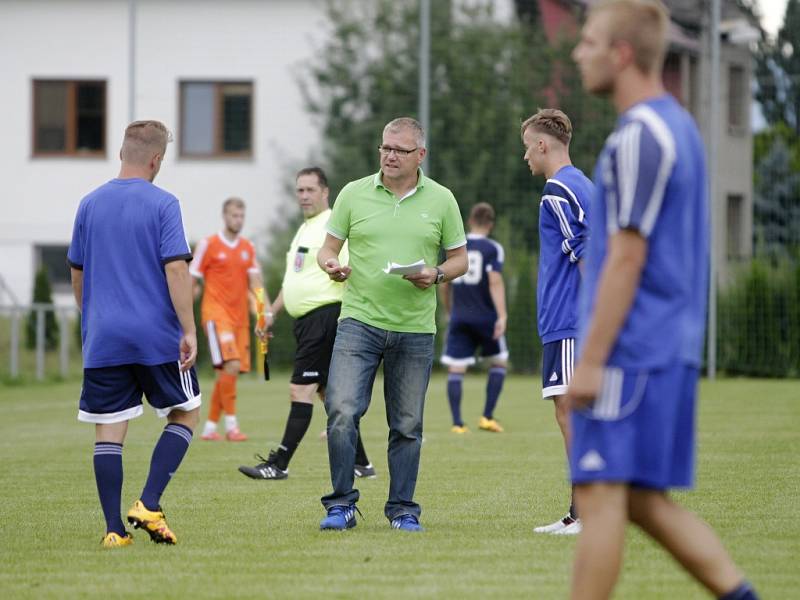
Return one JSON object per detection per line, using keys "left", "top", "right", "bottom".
{"left": 218, "top": 372, "right": 238, "bottom": 417}
{"left": 207, "top": 377, "right": 223, "bottom": 423}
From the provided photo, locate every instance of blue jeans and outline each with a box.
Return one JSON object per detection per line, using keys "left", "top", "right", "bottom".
{"left": 321, "top": 318, "right": 434, "bottom": 520}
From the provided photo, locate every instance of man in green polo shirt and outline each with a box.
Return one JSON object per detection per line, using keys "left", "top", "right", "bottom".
{"left": 317, "top": 117, "right": 468, "bottom": 532}
{"left": 238, "top": 167, "right": 374, "bottom": 481}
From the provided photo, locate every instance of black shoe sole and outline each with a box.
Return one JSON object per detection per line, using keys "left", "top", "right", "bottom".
{"left": 126, "top": 517, "right": 176, "bottom": 545}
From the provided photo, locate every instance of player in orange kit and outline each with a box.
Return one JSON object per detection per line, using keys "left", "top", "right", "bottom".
{"left": 190, "top": 197, "right": 272, "bottom": 441}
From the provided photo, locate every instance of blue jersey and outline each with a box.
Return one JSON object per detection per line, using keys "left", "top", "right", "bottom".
{"left": 68, "top": 178, "right": 192, "bottom": 368}
{"left": 450, "top": 234, "right": 504, "bottom": 323}
{"left": 579, "top": 94, "right": 708, "bottom": 369}
{"left": 537, "top": 165, "right": 593, "bottom": 343}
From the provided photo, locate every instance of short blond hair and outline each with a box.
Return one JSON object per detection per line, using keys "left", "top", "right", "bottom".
{"left": 120, "top": 120, "right": 172, "bottom": 165}
{"left": 589, "top": 0, "right": 670, "bottom": 74}
{"left": 222, "top": 197, "right": 245, "bottom": 213}
{"left": 521, "top": 108, "right": 573, "bottom": 146}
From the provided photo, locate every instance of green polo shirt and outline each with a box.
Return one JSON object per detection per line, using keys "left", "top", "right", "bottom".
{"left": 327, "top": 169, "right": 466, "bottom": 333}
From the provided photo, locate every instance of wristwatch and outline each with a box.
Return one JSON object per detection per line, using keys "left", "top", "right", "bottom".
{"left": 434, "top": 267, "right": 445, "bottom": 284}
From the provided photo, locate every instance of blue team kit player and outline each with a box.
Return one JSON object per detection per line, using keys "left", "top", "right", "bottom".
{"left": 522, "top": 108, "right": 594, "bottom": 535}
{"left": 68, "top": 120, "right": 200, "bottom": 548}
{"left": 439, "top": 202, "right": 508, "bottom": 434}
{"left": 568, "top": 1, "right": 759, "bottom": 598}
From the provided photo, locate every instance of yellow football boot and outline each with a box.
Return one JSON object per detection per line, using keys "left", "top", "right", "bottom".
{"left": 127, "top": 500, "right": 177, "bottom": 545}
{"left": 450, "top": 425, "right": 470, "bottom": 434}
{"left": 101, "top": 531, "right": 133, "bottom": 548}
{"left": 478, "top": 417, "right": 504, "bottom": 433}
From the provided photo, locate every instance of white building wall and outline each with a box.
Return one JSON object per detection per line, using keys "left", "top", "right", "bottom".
{"left": 0, "top": 0, "right": 326, "bottom": 305}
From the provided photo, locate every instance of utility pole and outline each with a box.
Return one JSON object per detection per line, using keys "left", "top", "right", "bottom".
{"left": 419, "top": 0, "right": 431, "bottom": 174}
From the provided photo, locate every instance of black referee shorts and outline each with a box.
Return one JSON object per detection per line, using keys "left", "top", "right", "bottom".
{"left": 291, "top": 302, "right": 341, "bottom": 386}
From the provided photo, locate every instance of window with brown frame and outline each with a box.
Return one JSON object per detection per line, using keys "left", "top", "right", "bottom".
{"left": 727, "top": 65, "right": 746, "bottom": 131}
{"left": 179, "top": 81, "right": 253, "bottom": 158}
{"left": 726, "top": 194, "right": 745, "bottom": 259}
{"left": 33, "top": 80, "right": 106, "bottom": 156}
{"left": 35, "top": 244, "right": 72, "bottom": 291}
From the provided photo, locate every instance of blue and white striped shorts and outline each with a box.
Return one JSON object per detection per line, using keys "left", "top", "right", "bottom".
{"left": 79, "top": 362, "right": 201, "bottom": 424}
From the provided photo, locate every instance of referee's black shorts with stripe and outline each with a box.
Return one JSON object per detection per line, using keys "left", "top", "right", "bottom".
{"left": 78, "top": 362, "right": 201, "bottom": 423}
{"left": 291, "top": 302, "right": 341, "bottom": 386}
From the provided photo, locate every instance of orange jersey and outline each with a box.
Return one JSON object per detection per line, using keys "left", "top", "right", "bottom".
{"left": 190, "top": 233, "right": 259, "bottom": 326}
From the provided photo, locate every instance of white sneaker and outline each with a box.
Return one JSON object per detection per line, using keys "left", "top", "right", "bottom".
{"left": 533, "top": 513, "right": 580, "bottom": 534}
{"left": 552, "top": 518, "right": 581, "bottom": 535}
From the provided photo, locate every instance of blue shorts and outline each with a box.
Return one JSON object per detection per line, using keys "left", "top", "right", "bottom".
{"left": 78, "top": 362, "right": 202, "bottom": 424}
{"left": 569, "top": 363, "right": 698, "bottom": 490}
{"left": 541, "top": 338, "right": 575, "bottom": 398}
{"left": 440, "top": 319, "right": 508, "bottom": 367}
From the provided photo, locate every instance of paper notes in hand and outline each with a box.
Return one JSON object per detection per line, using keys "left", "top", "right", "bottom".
{"left": 382, "top": 259, "right": 426, "bottom": 275}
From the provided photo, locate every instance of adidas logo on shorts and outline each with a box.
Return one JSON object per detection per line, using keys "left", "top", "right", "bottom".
{"left": 549, "top": 372, "right": 558, "bottom": 382}
{"left": 579, "top": 450, "right": 606, "bottom": 471}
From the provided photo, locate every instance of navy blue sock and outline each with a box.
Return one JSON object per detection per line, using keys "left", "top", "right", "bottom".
{"left": 483, "top": 366, "right": 506, "bottom": 419}
{"left": 140, "top": 423, "right": 193, "bottom": 511}
{"left": 719, "top": 582, "right": 758, "bottom": 600}
{"left": 94, "top": 442, "right": 125, "bottom": 535}
{"left": 447, "top": 373, "right": 464, "bottom": 426}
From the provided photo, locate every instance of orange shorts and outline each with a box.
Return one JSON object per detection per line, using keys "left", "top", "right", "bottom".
{"left": 204, "top": 321, "right": 251, "bottom": 372}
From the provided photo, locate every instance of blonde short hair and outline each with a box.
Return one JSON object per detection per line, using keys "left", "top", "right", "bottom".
{"left": 120, "top": 120, "right": 172, "bottom": 165}
{"left": 589, "top": 0, "right": 670, "bottom": 74}
{"left": 520, "top": 108, "right": 573, "bottom": 146}
{"left": 222, "top": 197, "right": 245, "bottom": 213}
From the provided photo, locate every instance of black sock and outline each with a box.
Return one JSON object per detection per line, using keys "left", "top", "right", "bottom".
{"left": 355, "top": 430, "right": 370, "bottom": 466}
{"left": 275, "top": 402, "right": 313, "bottom": 470}
{"left": 569, "top": 486, "right": 578, "bottom": 519}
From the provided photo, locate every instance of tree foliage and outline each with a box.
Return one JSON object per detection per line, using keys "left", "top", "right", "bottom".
{"left": 755, "top": 0, "right": 800, "bottom": 134}
{"left": 752, "top": 127, "right": 800, "bottom": 259}
{"left": 299, "top": 0, "right": 614, "bottom": 371}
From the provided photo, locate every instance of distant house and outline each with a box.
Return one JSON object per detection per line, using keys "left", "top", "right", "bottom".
{"left": 0, "top": 0, "right": 327, "bottom": 306}
{"left": 0, "top": 0, "right": 754, "bottom": 307}
{"left": 533, "top": 0, "right": 755, "bottom": 277}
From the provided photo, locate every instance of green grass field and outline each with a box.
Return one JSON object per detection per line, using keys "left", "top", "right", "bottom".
{"left": 0, "top": 373, "right": 797, "bottom": 599}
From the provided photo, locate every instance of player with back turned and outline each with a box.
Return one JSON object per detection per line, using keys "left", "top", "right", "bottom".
{"left": 68, "top": 120, "right": 200, "bottom": 548}
{"left": 568, "top": 1, "right": 759, "bottom": 598}
{"left": 439, "top": 202, "right": 508, "bottom": 434}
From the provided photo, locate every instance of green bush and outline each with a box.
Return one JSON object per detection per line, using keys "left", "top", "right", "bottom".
{"left": 506, "top": 250, "right": 540, "bottom": 373}
{"left": 717, "top": 259, "right": 800, "bottom": 377}
{"left": 25, "top": 267, "right": 59, "bottom": 351}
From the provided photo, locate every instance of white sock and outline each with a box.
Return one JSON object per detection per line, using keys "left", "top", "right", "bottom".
{"left": 224, "top": 415, "right": 238, "bottom": 432}
{"left": 202, "top": 420, "right": 217, "bottom": 436}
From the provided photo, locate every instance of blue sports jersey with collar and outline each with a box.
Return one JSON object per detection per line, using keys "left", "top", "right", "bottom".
{"left": 450, "top": 234, "right": 504, "bottom": 323}
{"left": 579, "top": 94, "right": 709, "bottom": 369}
{"left": 537, "top": 165, "right": 593, "bottom": 343}
{"left": 68, "top": 178, "right": 192, "bottom": 368}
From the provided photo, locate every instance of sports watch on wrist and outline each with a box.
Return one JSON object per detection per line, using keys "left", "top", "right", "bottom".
{"left": 434, "top": 267, "right": 445, "bottom": 284}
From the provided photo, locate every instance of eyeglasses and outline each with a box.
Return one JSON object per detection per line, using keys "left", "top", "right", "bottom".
{"left": 378, "top": 145, "right": 418, "bottom": 157}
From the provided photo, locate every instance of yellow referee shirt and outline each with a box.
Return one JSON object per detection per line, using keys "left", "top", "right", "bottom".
{"left": 282, "top": 208, "right": 348, "bottom": 318}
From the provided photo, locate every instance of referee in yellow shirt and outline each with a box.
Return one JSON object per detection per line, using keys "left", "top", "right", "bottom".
{"left": 239, "top": 167, "right": 374, "bottom": 480}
